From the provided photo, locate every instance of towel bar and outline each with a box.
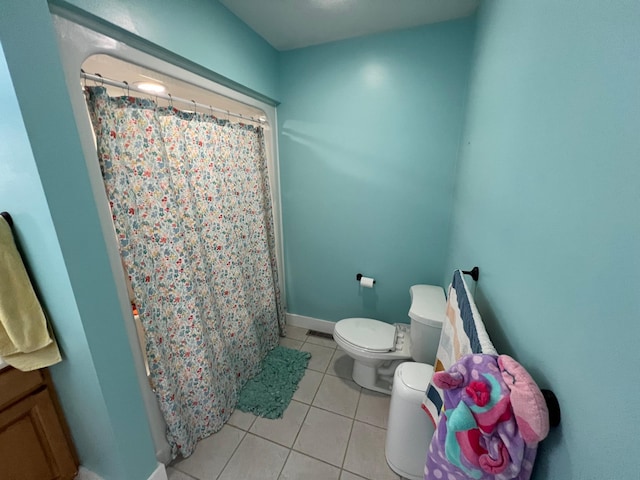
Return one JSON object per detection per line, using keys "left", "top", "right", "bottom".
{"left": 462, "top": 266, "right": 479, "bottom": 282}
{"left": 0, "top": 211, "right": 13, "bottom": 227}
{"left": 542, "top": 389, "right": 561, "bottom": 427}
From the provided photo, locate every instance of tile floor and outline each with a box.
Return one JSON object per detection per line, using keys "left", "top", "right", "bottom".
{"left": 167, "top": 325, "right": 402, "bottom": 480}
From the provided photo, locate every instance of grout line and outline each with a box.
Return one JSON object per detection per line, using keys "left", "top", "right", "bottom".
{"left": 341, "top": 418, "right": 356, "bottom": 472}
{"left": 289, "top": 370, "right": 353, "bottom": 471}
{"left": 214, "top": 427, "right": 249, "bottom": 480}
{"left": 276, "top": 447, "right": 294, "bottom": 479}
{"left": 289, "top": 444, "right": 348, "bottom": 474}
{"left": 309, "top": 370, "right": 324, "bottom": 405}
{"left": 244, "top": 400, "right": 309, "bottom": 449}
{"left": 302, "top": 403, "right": 359, "bottom": 422}
{"left": 289, "top": 393, "right": 313, "bottom": 459}
{"left": 340, "top": 388, "right": 363, "bottom": 470}
{"left": 169, "top": 466, "right": 200, "bottom": 480}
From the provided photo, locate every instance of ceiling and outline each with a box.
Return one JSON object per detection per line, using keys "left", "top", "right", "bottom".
{"left": 219, "top": 0, "right": 479, "bottom": 51}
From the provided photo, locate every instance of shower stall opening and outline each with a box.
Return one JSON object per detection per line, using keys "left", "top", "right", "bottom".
{"left": 81, "top": 54, "right": 285, "bottom": 459}
{"left": 53, "top": 15, "right": 285, "bottom": 465}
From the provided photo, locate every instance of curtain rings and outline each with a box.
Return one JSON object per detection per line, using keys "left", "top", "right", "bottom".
{"left": 122, "top": 80, "right": 130, "bottom": 97}
{"left": 94, "top": 73, "right": 105, "bottom": 87}
{"left": 191, "top": 99, "right": 197, "bottom": 114}
{"left": 167, "top": 93, "right": 173, "bottom": 110}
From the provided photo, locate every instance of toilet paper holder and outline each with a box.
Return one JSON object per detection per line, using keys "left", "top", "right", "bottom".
{"left": 356, "top": 273, "right": 375, "bottom": 285}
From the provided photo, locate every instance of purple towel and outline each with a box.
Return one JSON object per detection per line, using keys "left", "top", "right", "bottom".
{"left": 425, "top": 354, "right": 548, "bottom": 480}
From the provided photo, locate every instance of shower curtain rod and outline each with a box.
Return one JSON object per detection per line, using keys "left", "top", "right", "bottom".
{"left": 81, "top": 71, "right": 266, "bottom": 124}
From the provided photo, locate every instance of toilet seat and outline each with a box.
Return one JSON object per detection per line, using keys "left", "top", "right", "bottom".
{"left": 334, "top": 318, "right": 396, "bottom": 352}
{"left": 334, "top": 318, "right": 412, "bottom": 363}
{"left": 333, "top": 317, "right": 413, "bottom": 394}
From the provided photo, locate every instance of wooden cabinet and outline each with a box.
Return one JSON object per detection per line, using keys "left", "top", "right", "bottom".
{"left": 0, "top": 367, "right": 78, "bottom": 480}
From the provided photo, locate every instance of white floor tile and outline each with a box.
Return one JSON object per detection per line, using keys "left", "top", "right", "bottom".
{"left": 218, "top": 434, "right": 290, "bottom": 480}
{"left": 279, "top": 337, "right": 304, "bottom": 350}
{"left": 355, "top": 390, "right": 391, "bottom": 428}
{"left": 340, "top": 471, "right": 367, "bottom": 480}
{"left": 279, "top": 451, "right": 341, "bottom": 480}
{"left": 300, "top": 343, "right": 335, "bottom": 372}
{"left": 313, "top": 374, "right": 361, "bottom": 418}
{"left": 250, "top": 400, "right": 309, "bottom": 447}
{"left": 327, "top": 348, "right": 354, "bottom": 379}
{"left": 305, "top": 334, "right": 338, "bottom": 349}
{"left": 343, "top": 421, "right": 399, "bottom": 480}
{"left": 166, "top": 467, "right": 198, "bottom": 480}
{"left": 285, "top": 325, "right": 309, "bottom": 341}
{"left": 172, "top": 424, "right": 244, "bottom": 480}
{"left": 293, "top": 369, "right": 323, "bottom": 404}
{"left": 228, "top": 408, "right": 257, "bottom": 430}
{"left": 293, "top": 406, "right": 353, "bottom": 467}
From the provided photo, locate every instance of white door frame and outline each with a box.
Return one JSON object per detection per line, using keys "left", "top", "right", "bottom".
{"left": 52, "top": 13, "right": 285, "bottom": 464}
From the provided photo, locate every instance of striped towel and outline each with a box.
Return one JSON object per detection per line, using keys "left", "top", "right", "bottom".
{"left": 421, "top": 270, "right": 496, "bottom": 425}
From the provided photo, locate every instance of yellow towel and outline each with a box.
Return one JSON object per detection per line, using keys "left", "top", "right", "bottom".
{"left": 0, "top": 216, "right": 61, "bottom": 371}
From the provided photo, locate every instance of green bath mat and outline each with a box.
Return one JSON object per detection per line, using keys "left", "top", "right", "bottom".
{"left": 236, "top": 346, "right": 311, "bottom": 419}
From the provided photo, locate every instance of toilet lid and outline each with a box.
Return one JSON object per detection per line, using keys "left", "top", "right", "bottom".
{"left": 334, "top": 318, "right": 396, "bottom": 352}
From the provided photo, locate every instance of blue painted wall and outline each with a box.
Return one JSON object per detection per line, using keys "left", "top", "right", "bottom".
{"left": 59, "top": 0, "right": 280, "bottom": 101}
{"left": 278, "top": 19, "right": 475, "bottom": 323}
{"left": 0, "top": 43, "right": 126, "bottom": 479}
{"left": 446, "top": 1, "right": 640, "bottom": 478}
{"left": 0, "top": 0, "right": 280, "bottom": 477}
{"left": 0, "top": 2, "right": 157, "bottom": 478}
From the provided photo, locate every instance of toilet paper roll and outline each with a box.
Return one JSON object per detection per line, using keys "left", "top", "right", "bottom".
{"left": 359, "top": 276, "right": 375, "bottom": 288}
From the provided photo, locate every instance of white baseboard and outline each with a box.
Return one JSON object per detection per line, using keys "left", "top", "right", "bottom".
{"left": 285, "top": 313, "right": 336, "bottom": 334}
{"left": 75, "top": 463, "right": 166, "bottom": 480}
{"left": 147, "top": 462, "right": 168, "bottom": 480}
{"left": 75, "top": 467, "right": 104, "bottom": 480}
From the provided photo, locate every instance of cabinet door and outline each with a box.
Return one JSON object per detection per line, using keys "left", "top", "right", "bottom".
{"left": 0, "top": 389, "right": 77, "bottom": 480}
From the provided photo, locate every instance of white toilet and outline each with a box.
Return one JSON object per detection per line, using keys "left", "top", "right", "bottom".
{"left": 333, "top": 285, "right": 446, "bottom": 394}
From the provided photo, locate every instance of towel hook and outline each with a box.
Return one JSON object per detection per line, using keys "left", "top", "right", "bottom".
{"left": 542, "top": 389, "right": 561, "bottom": 427}
{"left": 462, "top": 266, "right": 480, "bottom": 282}
{"left": 0, "top": 211, "right": 13, "bottom": 227}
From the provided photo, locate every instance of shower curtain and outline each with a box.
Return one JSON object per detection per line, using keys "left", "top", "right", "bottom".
{"left": 85, "top": 86, "right": 285, "bottom": 457}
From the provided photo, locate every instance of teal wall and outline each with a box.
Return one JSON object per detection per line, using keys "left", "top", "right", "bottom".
{"left": 446, "top": 1, "right": 640, "bottom": 478}
{"left": 0, "top": 44, "right": 126, "bottom": 480}
{"left": 278, "top": 19, "right": 475, "bottom": 323}
{"left": 57, "top": 0, "right": 280, "bottom": 101}
{"left": 0, "top": 2, "right": 157, "bottom": 478}
{"left": 1, "top": 0, "right": 281, "bottom": 478}
{"left": 4, "top": 0, "right": 636, "bottom": 477}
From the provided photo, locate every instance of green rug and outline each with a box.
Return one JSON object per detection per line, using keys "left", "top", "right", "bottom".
{"left": 236, "top": 346, "right": 311, "bottom": 419}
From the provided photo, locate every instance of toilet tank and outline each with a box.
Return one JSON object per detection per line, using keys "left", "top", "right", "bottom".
{"left": 408, "top": 285, "right": 446, "bottom": 364}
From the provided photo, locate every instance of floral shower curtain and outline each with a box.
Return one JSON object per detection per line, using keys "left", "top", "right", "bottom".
{"left": 85, "top": 86, "right": 285, "bottom": 457}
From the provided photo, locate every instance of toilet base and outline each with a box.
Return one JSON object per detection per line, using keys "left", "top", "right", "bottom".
{"left": 351, "top": 359, "right": 406, "bottom": 395}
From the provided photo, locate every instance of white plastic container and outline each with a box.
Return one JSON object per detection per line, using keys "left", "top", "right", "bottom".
{"left": 385, "top": 362, "right": 436, "bottom": 480}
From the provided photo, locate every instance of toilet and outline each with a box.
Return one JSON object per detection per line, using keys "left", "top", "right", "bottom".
{"left": 333, "top": 285, "right": 446, "bottom": 394}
